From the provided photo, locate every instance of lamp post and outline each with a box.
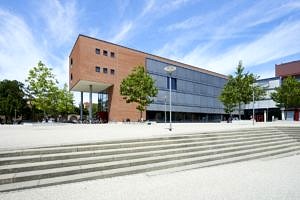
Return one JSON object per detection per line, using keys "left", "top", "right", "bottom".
{"left": 164, "top": 65, "right": 176, "bottom": 131}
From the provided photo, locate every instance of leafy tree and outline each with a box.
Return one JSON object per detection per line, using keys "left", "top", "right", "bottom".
{"left": 26, "top": 61, "right": 59, "bottom": 118}
{"left": 219, "top": 61, "right": 265, "bottom": 119}
{"left": 120, "top": 65, "right": 158, "bottom": 120}
{"left": 0, "top": 80, "right": 26, "bottom": 123}
{"left": 56, "top": 83, "right": 75, "bottom": 117}
{"left": 219, "top": 79, "right": 237, "bottom": 115}
{"left": 271, "top": 76, "right": 300, "bottom": 109}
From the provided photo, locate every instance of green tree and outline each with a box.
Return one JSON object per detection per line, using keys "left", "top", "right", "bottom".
{"left": 26, "top": 61, "right": 59, "bottom": 118}
{"left": 56, "top": 83, "right": 75, "bottom": 117}
{"left": 219, "top": 61, "right": 265, "bottom": 119}
{"left": 271, "top": 76, "right": 300, "bottom": 109}
{"left": 0, "top": 80, "right": 26, "bottom": 123}
{"left": 219, "top": 79, "right": 237, "bottom": 115}
{"left": 120, "top": 65, "right": 158, "bottom": 120}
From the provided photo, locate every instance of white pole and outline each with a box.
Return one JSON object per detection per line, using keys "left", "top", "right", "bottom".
{"left": 89, "top": 85, "right": 92, "bottom": 124}
{"left": 164, "top": 65, "right": 176, "bottom": 131}
{"left": 164, "top": 96, "right": 167, "bottom": 123}
{"left": 169, "top": 76, "right": 172, "bottom": 131}
{"left": 252, "top": 84, "right": 255, "bottom": 126}
{"left": 80, "top": 91, "right": 83, "bottom": 123}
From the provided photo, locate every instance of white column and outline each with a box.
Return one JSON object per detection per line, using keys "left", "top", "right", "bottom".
{"left": 264, "top": 110, "right": 267, "bottom": 122}
{"left": 281, "top": 110, "right": 285, "bottom": 121}
{"left": 89, "top": 85, "right": 92, "bottom": 123}
{"left": 80, "top": 91, "right": 83, "bottom": 123}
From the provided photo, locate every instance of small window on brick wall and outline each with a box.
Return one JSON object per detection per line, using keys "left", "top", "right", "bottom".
{"left": 103, "top": 50, "right": 108, "bottom": 56}
{"left": 110, "top": 52, "right": 115, "bottom": 58}
{"left": 103, "top": 68, "right": 108, "bottom": 73}
{"left": 95, "top": 66, "right": 100, "bottom": 72}
{"left": 110, "top": 69, "right": 115, "bottom": 75}
{"left": 95, "top": 48, "right": 100, "bottom": 54}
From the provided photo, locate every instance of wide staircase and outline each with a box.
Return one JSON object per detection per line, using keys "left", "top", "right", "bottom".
{"left": 0, "top": 126, "right": 299, "bottom": 192}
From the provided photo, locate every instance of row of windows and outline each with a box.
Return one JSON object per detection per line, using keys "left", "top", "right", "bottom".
{"left": 155, "top": 91, "right": 223, "bottom": 109}
{"left": 95, "top": 66, "right": 115, "bottom": 75}
{"left": 146, "top": 58, "right": 227, "bottom": 88}
{"left": 95, "top": 48, "right": 115, "bottom": 58}
{"left": 151, "top": 73, "right": 222, "bottom": 97}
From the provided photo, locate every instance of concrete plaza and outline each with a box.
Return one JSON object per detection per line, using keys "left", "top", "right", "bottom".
{"left": 0, "top": 121, "right": 300, "bottom": 199}
{"left": 1, "top": 121, "right": 300, "bottom": 151}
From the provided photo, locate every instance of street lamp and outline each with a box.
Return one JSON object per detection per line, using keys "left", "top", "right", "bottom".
{"left": 164, "top": 65, "right": 176, "bottom": 131}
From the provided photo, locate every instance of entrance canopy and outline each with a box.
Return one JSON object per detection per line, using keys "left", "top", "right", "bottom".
{"left": 70, "top": 80, "right": 112, "bottom": 93}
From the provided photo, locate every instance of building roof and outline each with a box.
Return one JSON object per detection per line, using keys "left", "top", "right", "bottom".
{"left": 70, "top": 34, "right": 228, "bottom": 79}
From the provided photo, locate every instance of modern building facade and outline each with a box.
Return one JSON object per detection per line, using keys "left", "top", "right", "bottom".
{"left": 276, "top": 60, "right": 300, "bottom": 121}
{"left": 244, "top": 60, "right": 300, "bottom": 121}
{"left": 69, "top": 35, "right": 228, "bottom": 122}
{"left": 243, "top": 77, "right": 282, "bottom": 121}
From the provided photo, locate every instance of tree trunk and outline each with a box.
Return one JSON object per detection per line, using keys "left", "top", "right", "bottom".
{"left": 238, "top": 102, "right": 241, "bottom": 120}
{"left": 140, "top": 110, "right": 143, "bottom": 122}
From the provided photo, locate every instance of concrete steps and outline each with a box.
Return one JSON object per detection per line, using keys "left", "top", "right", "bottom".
{"left": 0, "top": 126, "right": 299, "bottom": 192}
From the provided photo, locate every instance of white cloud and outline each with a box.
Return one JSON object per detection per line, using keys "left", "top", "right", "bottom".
{"left": 111, "top": 22, "right": 133, "bottom": 43}
{"left": 155, "top": 1, "right": 300, "bottom": 76}
{"left": 39, "top": 0, "right": 78, "bottom": 45}
{"left": 110, "top": 0, "right": 154, "bottom": 43}
{"left": 110, "top": 0, "right": 196, "bottom": 44}
{"left": 183, "top": 20, "right": 300, "bottom": 75}
{"left": 0, "top": 5, "right": 75, "bottom": 87}
{"left": 140, "top": 0, "right": 155, "bottom": 17}
{"left": 166, "top": 16, "right": 204, "bottom": 31}
{"left": 0, "top": 9, "right": 45, "bottom": 83}
{"left": 160, "top": 0, "right": 193, "bottom": 12}
{"left": 116, "top": 0, "right": 131, "bottom": 17}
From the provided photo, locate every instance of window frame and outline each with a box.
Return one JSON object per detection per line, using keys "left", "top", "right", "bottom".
{"left": 103, "top": 67, "right": 108, "bottom": 74}
{"left": 110, "top": 52, "right": 115, "bottom": 58}
{"left": 110, "top": 69, "right": 115, "bottom": 75}
{"left": 95, "top": 66, "right": 101, "bottom": 73}
{"left": 167, "top": 77, "right": 177, "bottom": 90}
{"left": 103, "top": 50, "right": 108, "bottom": 56}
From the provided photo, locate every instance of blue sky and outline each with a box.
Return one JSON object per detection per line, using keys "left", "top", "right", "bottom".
{"left": 1, "top": 0, "right": 300, "bottom": 87}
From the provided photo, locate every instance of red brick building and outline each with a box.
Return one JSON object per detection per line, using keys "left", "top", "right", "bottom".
{"left": 275, "top": 60, "right": 300, "bottom": 121}
{"left": 69, "top": 35, "right": 228, "bottom": 122}
{"left": 276, "top": 60, "right": 300, "bottom": 78}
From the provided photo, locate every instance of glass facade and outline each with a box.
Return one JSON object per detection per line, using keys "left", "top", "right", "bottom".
{"left": 146, "top": 58, "right": 227, "bottom": 122}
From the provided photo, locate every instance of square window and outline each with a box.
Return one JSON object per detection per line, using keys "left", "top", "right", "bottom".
{"left": 95, "top": 66, "right": 100, "bottom": 72}
{"left": 103, "top": 50, "right": 108, "bottom": 56}
{"left": 95, "top": 48, "right": 100, "bottom": 54}
{"left": 110, "top": 52, "right": 115, "bottom": 58}
{"left": 103, "top": 68, "right": 108, "bottom": 73}
{"left": 167, "top": 77, "right": 177, "bottom": 90}
{"left": 110, "top": 69, "right": 115, "bottom": 75}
